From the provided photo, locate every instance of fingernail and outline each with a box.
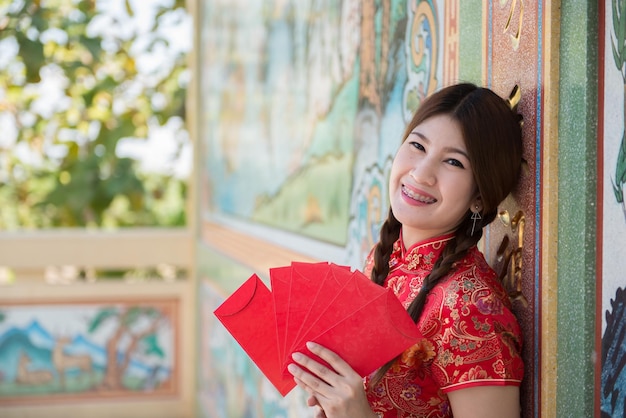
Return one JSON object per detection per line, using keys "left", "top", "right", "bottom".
{"left": 306, "top": 341, "right": 316, "bottom": 349}
{"left": 292, "top": 352, "right": 302, "bottom": 361}
{"left": 287, "top": 364, "right": 297, "bottom": 373}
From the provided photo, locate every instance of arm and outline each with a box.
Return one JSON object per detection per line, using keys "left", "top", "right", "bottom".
{"left": 288, "top": 342, "right": 378, "bottom": 418}
{"left": 447, "top": 385, "right": 521, "bottom": 418}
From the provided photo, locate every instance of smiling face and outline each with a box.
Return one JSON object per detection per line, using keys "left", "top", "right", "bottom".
{"left": 388, "top": 114, "right": 482, "bottom": 247}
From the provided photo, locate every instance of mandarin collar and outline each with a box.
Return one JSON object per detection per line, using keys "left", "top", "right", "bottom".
{"left": 390, "top": 231, "right": 454, "bottom": 272}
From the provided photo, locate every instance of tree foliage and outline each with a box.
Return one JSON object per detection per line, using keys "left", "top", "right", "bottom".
{"left": 87, "top": 305, "right": 168, "bottom": 390}
{"left": 0, "top": 0, "right": 189, "bottom": 228}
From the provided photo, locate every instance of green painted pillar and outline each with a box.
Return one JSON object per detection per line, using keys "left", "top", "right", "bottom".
{"left": 557, "top": 1, "right": 599, "bottom": 417}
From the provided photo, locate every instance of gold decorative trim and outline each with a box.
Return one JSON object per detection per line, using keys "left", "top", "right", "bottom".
{"left": 540, "top": 1, "right": 560, "bottom": 416}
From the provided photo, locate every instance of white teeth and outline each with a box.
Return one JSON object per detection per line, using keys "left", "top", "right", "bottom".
{"left": 402, "top": 185, "right": 436, "bottom": 203}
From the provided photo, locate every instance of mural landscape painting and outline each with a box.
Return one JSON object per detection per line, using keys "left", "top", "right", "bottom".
{"left": 0, "top": 302, "right": 176, "bottom": 402}
{"left": 201, "top": 0, "right": 440, "bottom": 248}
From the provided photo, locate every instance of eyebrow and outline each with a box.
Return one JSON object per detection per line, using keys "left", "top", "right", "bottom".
{"left": 410, "top": 131, "right": 470, "bottom": 159}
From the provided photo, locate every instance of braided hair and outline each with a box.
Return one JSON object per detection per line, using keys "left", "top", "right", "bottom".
{"left": 370, "top": 83, "right": 523, "bottom": 386}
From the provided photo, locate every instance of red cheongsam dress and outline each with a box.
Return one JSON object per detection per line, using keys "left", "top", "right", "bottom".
{"left": 363, "top": 233, "right": 524, "bottom": 418}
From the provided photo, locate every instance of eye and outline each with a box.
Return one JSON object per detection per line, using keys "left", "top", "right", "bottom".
{"left": 445, "top": 158, "right": 465, "bottom": 168}
{"left": 408, "top": 141, "right": 425, "bottom": 151}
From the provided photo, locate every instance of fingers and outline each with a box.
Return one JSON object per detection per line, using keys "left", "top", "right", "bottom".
{"left": 290, "top": 351, "right": 335, "bottom": 389}
{"left": 288, "top": 360, "right": 331, "bottom": 397}
{"left": 307, "top": 396, "right": 328, "bottom": 418}
{"left": 291, "top": 347, "right": 372, "bottom": 418}
{"left": 293, "top": 374, "right": 330, "bottom": 417}
{"left": 304, "top": 342, "right": 355, "bottom": 377}
{"left": 314, "top": 407, "right": 327, "bottom": 418}
{"left": 289, "top": 342, "right": 360, "bottom": 388}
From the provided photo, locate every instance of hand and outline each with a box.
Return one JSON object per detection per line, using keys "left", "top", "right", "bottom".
{"left": 306, "top": 395, "right": 327, "bottom": 418}
{"left": 287, "top": 342, "right": 378, "bottom": 418}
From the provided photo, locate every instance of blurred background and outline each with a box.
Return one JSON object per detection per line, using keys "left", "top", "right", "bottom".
{"left": 0, "top": 2, "right": 196, "bottom": 416}
{"left": 0, "top": 0, "right": 191, "bottom": 231}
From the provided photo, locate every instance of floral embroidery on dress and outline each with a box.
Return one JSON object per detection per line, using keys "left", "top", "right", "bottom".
{"left": 406, "top": 252, "right": 423, "bottom": 271}
{"left": 399, "top": 382, "right": 422, "bottom": 401}
{"left": 493, "top": 359, "right": 507, "bottom": 375}
{"left": 475, "top": 292, "right": 504, "bottom": 315}
{"left": 459, "top": 366, "right": 489, "bottom": 382}
{"left": 400, "top": 339, "right": 436, "bottom": 369}
{"left": 365, "top": 235, "right": 524, "bottom": 418}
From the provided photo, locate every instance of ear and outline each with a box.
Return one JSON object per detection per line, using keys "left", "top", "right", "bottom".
{"left": 470, "top": 195, "right": 483, "bottom": 213}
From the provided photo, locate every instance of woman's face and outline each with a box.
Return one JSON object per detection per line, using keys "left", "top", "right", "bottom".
{"left": 388, "top": 114, "right": 481, "bottom": 247}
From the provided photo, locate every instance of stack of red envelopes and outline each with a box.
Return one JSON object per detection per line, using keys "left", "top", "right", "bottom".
{"left": 213, "top": 262, "right": 420, "bottom": 396}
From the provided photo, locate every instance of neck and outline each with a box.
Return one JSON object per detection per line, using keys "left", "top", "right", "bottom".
{"left": 401, "top": 227, "right": 456, "bottom": 250}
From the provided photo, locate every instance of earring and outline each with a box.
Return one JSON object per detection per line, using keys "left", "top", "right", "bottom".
{"left": 471, "top": 207, "right": 482, "bottom": 236}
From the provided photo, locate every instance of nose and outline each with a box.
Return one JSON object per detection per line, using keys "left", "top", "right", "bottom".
{"left": 409, "top": 160, "right": 437, "bottom": 186}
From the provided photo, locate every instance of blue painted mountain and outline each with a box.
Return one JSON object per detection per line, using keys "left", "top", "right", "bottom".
{"left": 0, "top": 320, "right": 171, "bottom": 385}
{"left": 0, "top": 331, "right": 51, "bottom": 381}
{"left": 0, "top": 320, "right": 55, "bottom": 350}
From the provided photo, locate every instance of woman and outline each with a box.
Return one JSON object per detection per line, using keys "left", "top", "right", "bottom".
{"left": 288, "top": 83, "right": 525, "bottom": 418}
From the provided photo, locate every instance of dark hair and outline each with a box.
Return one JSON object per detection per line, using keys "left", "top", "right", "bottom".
{"left": 369, "top": 82, "right": 523, "bottom": 385}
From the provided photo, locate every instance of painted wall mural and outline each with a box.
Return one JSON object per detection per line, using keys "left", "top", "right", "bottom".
{"left": 601, "top": 2, "right": 626, "bottom": 417}
{"left": 345, "top": 0, "right": 445, "bottom": 268}
{"left": 0, "top": 300, "right": 177, "bottom": 403}
{"left": 199, "top": 2, "right": 449, "bottom": 417}
{"left": 200, "top": 0, "right": 444, "bottom": 250}
{"left": 199, "top": 1, "right": 541, "bottom": 417}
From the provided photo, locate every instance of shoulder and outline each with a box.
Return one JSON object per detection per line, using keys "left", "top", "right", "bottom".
{"left": 437, "top": 247, "right": 510, "bottom": 311}
{"left": 419, "top": 248, "right": 520, "bottom": 343}
{"left": 422, "top": 247, "right": 524, "bottom": 390}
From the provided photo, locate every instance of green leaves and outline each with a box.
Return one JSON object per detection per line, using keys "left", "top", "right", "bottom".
{"left": 88, "top": 307, "right": 119, "bottom": 333}
{"left": 613, "top": 132, "right": 626, "bottom": 204}
{"left": 141, "top": 333, "right": 165, "bottom": 358}
{"left": 16, "top": 32, "right": 45, "bottom": 83}
{"left": 612, "top": 0, "right": 626, "bottom": 78}
{"left": 0, "top": 0, "right": 189, "bottom": 229}
{"left": 612, "top": 0, "right": 626, "bottom": 217}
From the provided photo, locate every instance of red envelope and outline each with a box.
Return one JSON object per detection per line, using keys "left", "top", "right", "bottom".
{"left": 214, "top": 262, "right": 420, "bottom": 398}
{"left": 269, "top": 265, "right": 292, "bottom": 365}
{"left": 288, "top": 286, "right": 420, "bottom": 377}
{"left": 282, "top": 262, "right": 331, "bottom": 363}
{"left": 285, "top": 272, "right": 378, "bottom": 360}
{"left": 284, "top": 267, "right": 419, "bottom": 375}
{"left": 214, "top": 274, "right": 296, "bottom": 396}
{"left": 289, "top": 263, "right": 353, "bottom": 351}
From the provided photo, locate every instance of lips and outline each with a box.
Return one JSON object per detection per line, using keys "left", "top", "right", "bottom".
{"left": 401, "top": 185, "right": 437, "bottom": 204}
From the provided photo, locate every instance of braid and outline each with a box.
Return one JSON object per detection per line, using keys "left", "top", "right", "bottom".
{"left": 369, "top": 212, "right": 484, "bottom": 387}
{"left": 406, "top": 227, "right": 478, "bottom": 321}
{"left": 370, "top": 208, "right": 401, "bottom": 285}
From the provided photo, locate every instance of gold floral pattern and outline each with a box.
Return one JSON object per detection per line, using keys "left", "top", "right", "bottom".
{"left": 364, "top": 234, "right": 524, "bottom": 418}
